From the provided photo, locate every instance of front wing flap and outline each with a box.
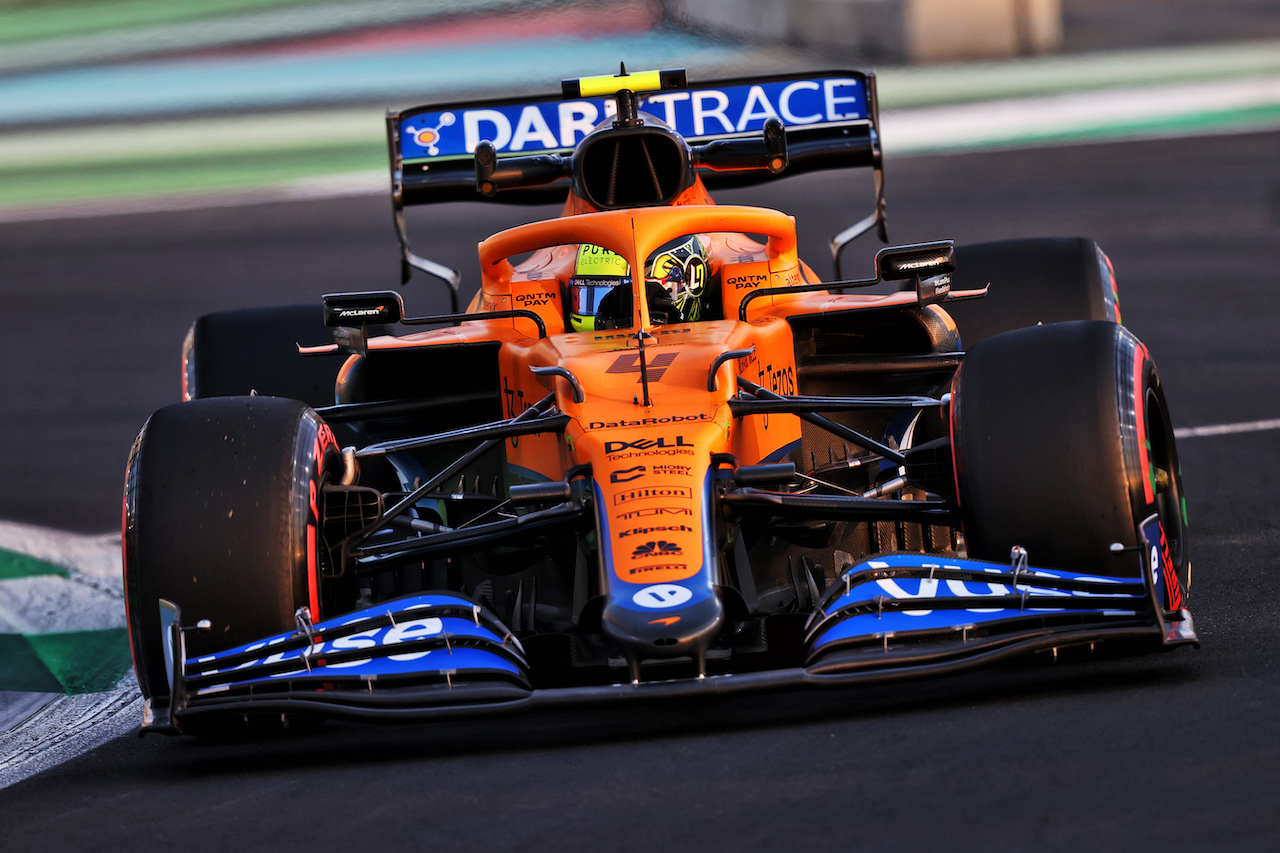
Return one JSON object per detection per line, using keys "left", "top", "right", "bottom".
{"left": 147, "top": 592, "right": 532, "bottom": 734}
{"left": 805, "top": 513, "right": 1197, "bottom": 673}
{"left": 143, "top": 517, "right": 1195, "bottom": 733}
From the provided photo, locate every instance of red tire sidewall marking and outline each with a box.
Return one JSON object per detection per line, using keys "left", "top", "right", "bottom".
{"left": 1133, "top": 342, "right": 1154, "bottom": 507}
{"left": 306, "top": 420, "right": 339, "bottom": 619}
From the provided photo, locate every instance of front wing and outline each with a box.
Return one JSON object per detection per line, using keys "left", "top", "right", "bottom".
{"left": 142, "top": 515, "right": 1196, "bottom": 734}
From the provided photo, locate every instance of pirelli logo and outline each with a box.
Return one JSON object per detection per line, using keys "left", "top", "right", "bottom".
{"left": 613, "top": 485, "right": 692, "bottom": 506}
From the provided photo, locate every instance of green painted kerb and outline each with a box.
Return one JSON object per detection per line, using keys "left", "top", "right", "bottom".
{"left": 0, "top": 629, "right": 133, "bottom": 694}
{"left": 0, "top": 0, "right": 313, "bottom": 46}
{"left": 0, "top": 548, "right": 69, "bottom": 581}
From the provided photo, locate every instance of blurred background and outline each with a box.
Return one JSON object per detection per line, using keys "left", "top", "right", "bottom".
{"left": 0, "top": 0, "right": 1276, "bottom": 215}
{"left": 1, "top": 2, "right": 1279, "bottom": 816}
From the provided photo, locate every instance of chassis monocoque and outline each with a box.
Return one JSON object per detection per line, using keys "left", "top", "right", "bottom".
{"left": 122, "top": 68, "right": 1196, "bottom": 735}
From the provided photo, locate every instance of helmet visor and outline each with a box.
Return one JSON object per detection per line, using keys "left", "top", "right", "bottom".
{"left": 570, "top": 277, "right": 629, "bottom": 317}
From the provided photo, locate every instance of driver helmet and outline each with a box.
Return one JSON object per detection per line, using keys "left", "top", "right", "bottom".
{"left": 568, "top": 244, "right": 630, "bottom": 332}
{"left": 646, "top": 233, "right": 711, "bottom": 323}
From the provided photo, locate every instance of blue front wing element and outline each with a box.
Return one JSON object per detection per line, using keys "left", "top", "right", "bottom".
{"left": 806, "top": 517, "right": 1197, "bottom": 667}
{"left": 166, "top": 592, "right": 530, "bottom": 714}
{"left": 147, "top": 519, "right": 1196, "bottom": 734}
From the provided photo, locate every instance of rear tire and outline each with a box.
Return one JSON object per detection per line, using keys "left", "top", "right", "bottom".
{"left": 950, "top": 321, "right": 1188, "bottom": 584}
{"left": 123, "top": 396, "right": 341, "bottom": 700}
{"left": 944, "top": 237, "right": 1120, "bottom": 348}
{"left": 183, "top": 304, "right": 348, "bottom": 408}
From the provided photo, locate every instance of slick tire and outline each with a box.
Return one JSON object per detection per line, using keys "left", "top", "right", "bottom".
{"left": 123, "top": 396, "right": 342, "bottom": 702}
{"left": 943, "top": 238, "right": 1120, "bottom": 349}
{"left": 183, "top": 304, "right": 348, "bottom": 408}
{"left": 950, "top": 321, "right": 1188, "bottom": 584}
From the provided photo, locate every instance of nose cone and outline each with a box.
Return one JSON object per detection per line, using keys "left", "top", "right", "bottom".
{"left": 602, "top": 585, "right": 725, "bottom": 672}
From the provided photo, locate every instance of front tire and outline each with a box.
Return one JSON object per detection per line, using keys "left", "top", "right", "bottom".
{"left": 950, "top": 321, "right": 1188, "bottom": 584}
{"left": 123, "top": 396, "right": 341, "bottom": 700}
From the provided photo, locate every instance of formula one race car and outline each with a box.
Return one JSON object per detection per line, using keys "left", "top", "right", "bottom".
{"left": 123, "top": 67, "right": 1196, "bottom": 735}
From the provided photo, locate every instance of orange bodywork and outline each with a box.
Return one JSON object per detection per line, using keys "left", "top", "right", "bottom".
{"left": 339, "top": 202, "right": 943, "bottom": 595}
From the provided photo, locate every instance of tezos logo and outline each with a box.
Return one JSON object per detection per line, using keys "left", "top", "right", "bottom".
{"left": 632, "top": 584, "right": 693, "bottom": 609}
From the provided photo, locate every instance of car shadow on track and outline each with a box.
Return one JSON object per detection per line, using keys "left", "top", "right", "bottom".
{"left": 145, "top": 649, "right": 1200, "bottom": 779}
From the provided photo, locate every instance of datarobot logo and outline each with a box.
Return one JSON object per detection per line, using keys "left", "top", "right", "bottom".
{"left": 589, "top": 414, "right": 708, "bottom": 430}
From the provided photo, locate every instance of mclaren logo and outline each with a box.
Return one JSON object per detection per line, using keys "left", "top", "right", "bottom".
{"left": 337, "top": 306, "right": 388, "bottom": 319}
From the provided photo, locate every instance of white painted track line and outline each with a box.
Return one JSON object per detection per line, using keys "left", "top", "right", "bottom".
{"left": 1175, "top": 418, "right": 1280, "bottom": 439}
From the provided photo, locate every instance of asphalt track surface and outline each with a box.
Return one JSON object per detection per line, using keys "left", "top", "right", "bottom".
{"left": 1, "top": 130, "right": 1279, "bottom": 849}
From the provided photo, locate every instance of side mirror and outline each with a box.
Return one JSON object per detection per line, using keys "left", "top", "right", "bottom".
{"left": 322, "top": 291, "right": 405, "bottom": 355}
{"left": 693, "top": 117, "right": 787, "bottom": 175}
{"left": 474, "top": 141, "right": 568, "bottom": 198}
{"left": 875, "top": 241, "right": 955, "bottom": 281}
{"left": 875, "top": 241, "right": 955, "bottom": 307}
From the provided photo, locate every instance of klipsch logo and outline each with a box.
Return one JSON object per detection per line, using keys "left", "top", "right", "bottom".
{"left": 620, "top": 525, "right": 693, "bottom": 538}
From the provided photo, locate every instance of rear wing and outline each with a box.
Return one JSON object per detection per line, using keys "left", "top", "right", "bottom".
{"left": 387, "top": 70, "right": 887, "bottom": 306}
